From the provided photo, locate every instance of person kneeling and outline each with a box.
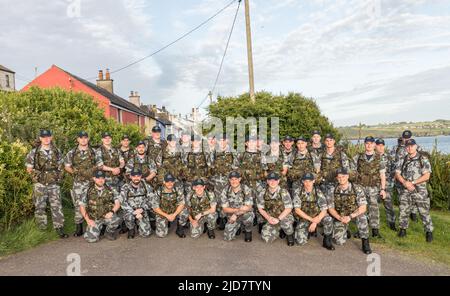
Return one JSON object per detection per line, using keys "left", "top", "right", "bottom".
{"left": 187, "top": 179, "right": 218, "bottom": 239}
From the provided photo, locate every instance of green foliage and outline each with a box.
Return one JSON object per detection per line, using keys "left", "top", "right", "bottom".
{"left": 428, "top": 150, "right": 450, "bottom": 210}
{"left": 208, "top": 91, "right": 340, "bottom": 140}
{"left": 0, "top": 88, "right": 145, "bottom": 230}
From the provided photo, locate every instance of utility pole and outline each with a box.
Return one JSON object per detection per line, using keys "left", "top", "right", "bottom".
{"left": 208, "top": 91, "right": 213, "bottom": 104}
{"left": 244, "top": 0, "right": 255, "bottom": 103}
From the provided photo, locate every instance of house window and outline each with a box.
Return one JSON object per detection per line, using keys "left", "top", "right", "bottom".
{"left": 5, "top": 74, "right": 10, "bottom": 88}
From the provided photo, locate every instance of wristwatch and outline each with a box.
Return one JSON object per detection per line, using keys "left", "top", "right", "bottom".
{"left": 411, "top": 180, "right": 416, "bottom": 185}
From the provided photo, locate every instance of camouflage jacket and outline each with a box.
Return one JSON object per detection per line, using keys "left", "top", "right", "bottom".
{"left": 256, "top": 187, "right": 292, "bottom": 218}
{"left": 25, "top": 144, "right": 64, "bottom": 185}
{"left": 211, "top": 148, "right": 237, "bottom": 176}
{"left": 219, "top": 184, "right": 254, "bottom": 209}
{"left": 64, "top": 146, "right": 97, "bottom": 183}
{"left": 151, "top": 187, "right": 185, "bottom": 215}
{"left": 329, "top": 183, "right": 366, "bottom": 217}
{"left": 125, "top": 153, "right": 157, "bottom": 178}
{"left": 95, "top": 145, "right": 124, "bottom": 177}
{"left": 120, "top": 181, "right": 152, "bottom": 212}
{"left": 353, "top": 153, "right": 386, "bottom": 187}
{"left": 81, "top": 185, "right": 119, "bottom": 221}
{"left": 186, "top": 190, "right": 217, "bottom": 218}
{"left": 145, "top": 137, "right": 167, "bottom": 166}
{"left": 395, "top": 152, "right": 432, "bottom": 191}
{"left": 238, "top": 151, "right": 266, "bottom": 184}
{"left": 292, "top": 186, "right": 327, "bottom": 220}
{"left": 318, "top": 148, "right": 352, "bottom": 184}
{"left": 287, "top": 150, "right": 317, "bottom": 181}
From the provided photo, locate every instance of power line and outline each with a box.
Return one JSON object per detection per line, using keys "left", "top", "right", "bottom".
{"left": 196, "top": 0, "right": 241, "bottom": 109}
{"left": 85, "top": 0, "right": 238, "bottom": 80}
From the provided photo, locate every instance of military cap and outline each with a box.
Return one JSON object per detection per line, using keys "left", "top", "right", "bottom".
{"left": 207, "top": 134, "right": 216, "bottom": 139}
{"left": 136, "top": 140, "right": 146, "bottom": 147}
{"left": 121, "top": 134, "right": 130, "bottom": 140}
{"left": 77, "top": 131, "right": 88, "bottom": 138}
{"left": 269, "top": 136, "right": 280, "bottom": 143}
{"left": 219, "top": 133, "right": 228, "bottom": 140}
{"left": 245, "top": 134, "right": 257, "bottom": 142}
{"left": 101, "top": 132, "right": 112, "bottom": 138}
{"left": 164, "top": 173, "right": 176, "bottom": 182}
{"left": 296, "top": 136, "right": 307, "bottom": 143}
{"left": 311, "top": 130, "right": 321, "bottom": 136}
{"left": 40, "top": 129, "right": 52, "bottom": 137}
{"left": 302, "top": 172, "right": 315, "bottom": 181}
{"left": 192, "top": 179, "right": 205, "bottom": 186}
{"left": 130, "top": 167, "right": 142, "bottom": 176}
{"left": 94, "top": 170, "right": 106, "bottom": 179}
{"left": 267, "top": 172, "right": 280, "bottom": 180}
{"left": 166, "top": 134, "right": 177, "bottom": 142}
{"left": 324, "top": 133, "right": 335, "bottom": 140}
{"left": 405, "top": 139, "right": 417, "bottom": 146}
{"left": 283, "top": 135, "right": 295, "bottom": 142}
{"left": 152, "top": 126, "right": 162, "bottom": 133}
{"left": 402, "top": 130, "right": 412, "bottom": 139}
{"left": 181, "top": 130, "right": 191, "bottom": 136}
{"left": 375, "top": 138, "right": 385, "bottom": 145}
{"left": 364, "top": 136, "right": 376, "bottom": 143}
{"left": 228, "top": 171, "right": 241, "bottom": 179}
{"left": 336, "top": 168, "right": 349, "bottom": 175}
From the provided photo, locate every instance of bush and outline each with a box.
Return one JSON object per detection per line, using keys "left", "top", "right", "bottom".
{"left": 0, "top": 88, "right": 145, "bottom": 230}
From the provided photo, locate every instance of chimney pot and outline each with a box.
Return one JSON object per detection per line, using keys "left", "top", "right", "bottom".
{"left": 105, "top": 68, "right": 111, "bottom": 80}
{"left": 98, "top": 70, "right": 104, "bottom": 80}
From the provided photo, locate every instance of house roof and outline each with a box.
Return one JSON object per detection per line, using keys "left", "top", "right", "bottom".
{"left": 59, "top": 67, "right": 148, "bottom": 117}
{"left": 0, "top": 65, "right": 15, "bottom": 74}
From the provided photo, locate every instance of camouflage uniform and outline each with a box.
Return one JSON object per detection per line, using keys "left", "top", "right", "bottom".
{"left": 379, "top": 152, "right": 396, "bottom": 224}
{"left": 145, "top": 137, "right": 167, "bottom": 165}
{"left": 257, "top": 187, "right": 294, "bottom": 243}
{"left": 186, "top": 190, "right": 218, "bottom": 238}
{"left": 64, "top": 146, "right": 97, "bottom": 224}
{"left": 25, "top": 145, "right": 65, "bottom": 229}
{"left": 220, "top": 184, "right": 255, "bottom": 241}
{"left": 287, "top": 150, "right": 318, "bottom": 191}
{"left": 151, "top": 186, "right": 189, "bottom": 237}
{"left": 292, "top": 186, "right": 333, "bottom": 245}
{"left": 210, "top": 147, "right": 237, "bottom": 218}
{"left": 118, "top": 147, "right": 135, "bottom": 188}
{"left": 329, "top": 183, "right": 369, "bottom": 245}
{"left": 120, "top": 181, "right": 153, "bottom": 237}
{"left": 317, "top": 148, "right": 353, "bottom": 204}
{"left": 396, "top": 153, "right": 433, "bottom": 232}
{"left": 81, "top": 185, "right": 121, "bottom": 243}
{"left": 155, "top": 146, "right": 185, "bottom": 191}
{"left": 95, "top": 145, "right": 124, "bottom": 190}
{"left": 125, "top": 153, "right": 157, "bottom": 181}
{"left": 262, "top": 150, "right": 288, "bottom": 189}
{"left": 353, "top": 153, "right": 386, "bottom": 229}
{"left": 308, "top": 143, "right": 325, "bottom": 156}
{"left": 184, "top": 149, "right": 210, "bottom": 195}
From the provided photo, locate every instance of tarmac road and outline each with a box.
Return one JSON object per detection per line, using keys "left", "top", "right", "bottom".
{"left": 0, "top": 226, "right": 449, "bottom": 276}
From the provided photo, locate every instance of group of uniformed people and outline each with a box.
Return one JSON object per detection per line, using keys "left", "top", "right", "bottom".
{"left": 25, "top": 126, "right": 434, "bottom": 254}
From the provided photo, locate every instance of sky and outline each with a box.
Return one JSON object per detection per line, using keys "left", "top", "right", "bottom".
{"left": 1, "top": 0, "right": 450, "bottom": 126}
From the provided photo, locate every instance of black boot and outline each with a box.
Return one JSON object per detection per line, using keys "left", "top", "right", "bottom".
{"left": 207, "top": 229, "right": 216, "bottom": 239}
{"left": 258, "top": 223, "right": 264, "bottom": 234}
{"left": 311, "top": 230, "right": 317, "bottom": 237}
{"left": 127, "top": 228, "right": 135, "bottom": 239}
{"left": 176, "top": 223, "right": 186, "bottom": 238}
{"left": 426, "top": 231, "right": 433, "bottom": 243}
{"left": 279, "top": 229, "right": 286, "bottom": 239}
{"left": 287, "top": 234, "right": 294, "bottom": 246}
{"left": 236, "top": 227, "right": 242, "bottom": 236}
{"left": 56, "top": 228, "right": 68, "bottom": 239}
{"left": 372, "top": 228, "right": 382, "bottom": 238}
{"left": 73, "top": 223, "right": 83, "bottom": 237}
{"left": 346, "top": 230, "right": 352, "bottom": 239}
{"left": 106, "top": 230, "right": 118, "bottom": 241}
{"left": 410, "top": 213, "right": 418, "bottom": 222}
{"left": 398, "top": 228, "right": 407, "bottom": 238}
{"left": 218, "top": 217, "right": 226, "bottom": 230}
{"left": 150, "top": 220, "right": 156, "bottom": 231}
{"left": 119, "top": 221, "right": 128, "bottom": 234}
{"left": 362, "top": 238, "right": 372, "bottom": 254}
{"left": 203, "top": 222, "right": 208, "bottom": 234}
{"left": 322, "top": 235, "right": 335, "bottom": 251}
{"left": 244, "top": 231, "right": 252, "bottom": 242}
{"left": 389, "top": 222, "right": 397, "bottom": 231}
{"left": 353, "top": 231, "right": 360, "bottom": 239}
{"left": 100, "top": 225, "right": 107, "bottom": 237}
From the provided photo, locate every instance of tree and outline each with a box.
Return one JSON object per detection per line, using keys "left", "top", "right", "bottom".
{"left": 207, "top": 91, "right": 340, "bottom": 140}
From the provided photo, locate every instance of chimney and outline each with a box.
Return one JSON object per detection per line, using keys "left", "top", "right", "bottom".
{"left": 162, "top": 106, "right": 167, "bottom": 113}
{"left": 129, "top": 91, "right": 141, "bottom": 107}
{"left": 96, "top": 68, "right": 114, "bottom": 94}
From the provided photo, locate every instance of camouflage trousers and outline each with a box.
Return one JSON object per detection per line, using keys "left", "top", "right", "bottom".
{"left": 399, "top": 188, "right": 433, "bottom": 232}
{"left": 362, "top": 186, "right": 382, "bottom": 229}
{"left": 224, "top": 211, "right": 255, "bottom": 241}
{"left": 84, "top": 215, "right": 121, "bottom": 243}
{"left": 319, "top": 183, "right": 335, "bottom": 206}
{"left": 295, "top": 215, "right": 333, "bottom": 245}
{"left": 261, "top": 214, "right": 294, "bottom": 243}
{"left": 383, "top": 187, "right": 396, "bottom": 224}
{"left": 155, "top": 208, "right": 189, "bottom": 238}
{"left": 123, "top": 210, "right": 151, "bottom": 237}
{"left": 32, "top": 183, "right": 64, "bottom": 229}
{"left": 71, "top": 181, "right": 90, "bottom": 224}
{"left": 189, "top": 212, "right": 218, "bottom": 238}
{"left": 211, "top": 175, "right": 229, "bottom": 218}
{"left": 332, "top": 215, "right": 369, "bottom": 245}
{"left": 396, "top": 183, "right": 418, "bottom": 215}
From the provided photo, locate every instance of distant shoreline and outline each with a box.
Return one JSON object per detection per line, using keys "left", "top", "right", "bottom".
{"left": 344, "top": 134, "right": 450, "bottom": 141}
